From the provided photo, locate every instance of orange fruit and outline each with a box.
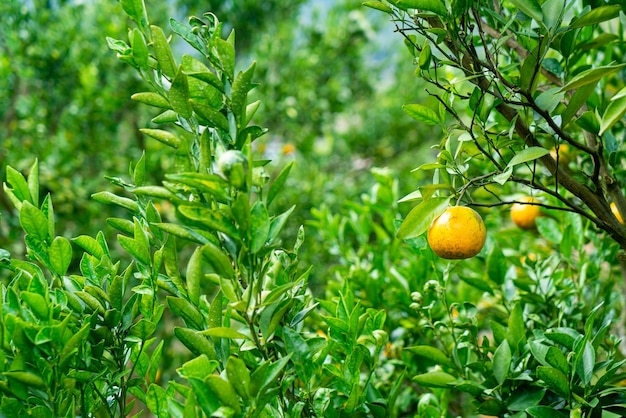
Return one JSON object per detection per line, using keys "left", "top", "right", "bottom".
{"left": 611, "top": 202, "right": 624, "bottom": 225}
{"left": 510, "top": 197, "right": 541, "bottom": 229}
{"left": 282, "top": 143, "right": 296, "bottom": 155}
{"left": 427, "top": 206, "right": 487, "bottom": 259}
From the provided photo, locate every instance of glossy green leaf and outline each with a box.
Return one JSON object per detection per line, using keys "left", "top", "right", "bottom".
{"left": 546, "top": 346, "right": 570, "bottom": 375}
{"left": 214, "top": 37, "right": 235, "bottom": 81}
{"left": 574, "top": 339, "right": 595, "bottom": 385}
{"left": 146, "top": 384, "right": 169, "bottom": 418}
{"left": 186, "top": 247, "right": 203, "bottom": 306}
{"left": 510, "top": 0, "right": 543, "bottom": 23}
{"left": 19, "top": 202, "right": 49, "bottom": 242}
{"left": 250, "top": 201, "right": 270, "bottom": 254}
{"left": 267, "top": 205, "right": 295, "bottom": 244}
{"left": 402, "top": 103, "right": 441, "bottom": 125}
{"left": 189, "top": 377, "right": 220, "bottom": 416}
{"left": 165, "top": 172, "right": 229, "bottom": 203}
{"left": 508, "top": 302, "right": 526, "bottom": 350}
{"left": 362, "top": 1, "right": 393, "bottom": 13}
{"left": 119, "top": 0, "right": 148, "bottom": 28}
{"left": 92, "top": 191, "right": 139, "bottom": 212}
{"left": 190, "top": 100, "right": 230, "bottom": 131}
{"left": 231, "top": 61, "right": 256, "bottom": 125}
{"left": 201, "top": 327, "right": 249, "bottom": 340}
{"left": 169, "top": 69, "right": 192, "bottom": 119}
{"left": 575, "top": 111, "right": 600, "bottom": 134}
{"left": 131, "top": 92, "right": 171, "bottom": 109}
{"left": 151, "top": 25, "right": 177, "bottom": 78}
{"left": 174, "top": 327, "right": 217, "bottom": 359}
{"left": 27, "top": 159, "right": 39, "bottom": 208}
{"left": 21, "top": 292, "right": 49, "bottom": 321}
{"left": 200, "top": 241, "right": 235, "bottom": 281}
{"left": 542, "top": 0, "right": 565, "bottom": 31}
{"left": 170, "top": 18, "right": 207, "bottom": 56}
{"left": 569, "top": 5, "right": 621, "bottom": 29}
{"left": 396, "top": 196, "right": 450, "bottom": 239}
{"left": 527, "top": 406, "right": 568, "bottom": 418}
{"left": 507, "top": 147, "right": 549, "bottom": 168}
{"left": 167, "top": 296, "right": 204, "bottom": 330}
{"left": 178, "top": 205, "right": 239, "bottom": 240}
{"left": 178, "top": 355, "right": 219, "bottom": 380}
{"left": 405, "top": 345, "right": 454, "bottom": 368}
{"left": 49, "top": 236, "right": 72, "bottom": 277}
{"left": 6, "top": 165, "right": 33, "bottom": 206}
{"left": 131, "top": 28, "right": 148, "bottom": 68}
{"left": 139, "top": 128, "right": 181, "bottom": 148}
{"left": 226, "top": 356, "right": 251, "bottom": 400}
{"left": 205, "top": 375, "right": 241, "bottom": 414}
{"left": 559, "top": 64, "right": 626, "bottom": 92}
{"left": 250, "top": 355, "right": 292, "bottom": 397}
{"left": 537, "top": 366, "right": 569, "bottom": 396}
{"left": 507, "top": 388, "right": 546, "bottom": 411}
{"left": 395, "top": 0, "right": 447, "bottom": 16}
{"left": 493, "top": 339, "right": 511, "bottom": 385}
{"left": 412, "top": 371, "right": 456, "bottom": 388}
{"left": 599, "top": 95, "right": 626, "bottom": 136}
{"left": 561, "top": 82, "right": 596, "bottom": 127}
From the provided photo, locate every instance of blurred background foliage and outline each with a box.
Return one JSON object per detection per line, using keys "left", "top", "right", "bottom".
{"left": 0, "top": 0, "right": 436, "bottom": 284}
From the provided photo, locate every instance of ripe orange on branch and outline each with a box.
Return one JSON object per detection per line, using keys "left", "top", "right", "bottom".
{"left": 427, "top": 206, "right": 487, "bottom": 259}
{"left": 510, "top": 197, "right": 541, "bottom": 229}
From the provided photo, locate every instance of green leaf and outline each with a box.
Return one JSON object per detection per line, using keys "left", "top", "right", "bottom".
{"left": 131, "top": 92, "right": 171, "bottom": 109}
{"left": 402, "top": 103, "right": 441, "bottom": 125}
{"left": 200, "top": 241, "right": 235, "bottom": 281}
{"left": 559, "top": 64, "right": 626, "bottom": 92}
{"left": 119, "top": 0, "right": 148, "bottom": 28}
{"left": 250, "top": 201, "right": 270, "bottom": 254}
{"left": 542, "top": 0, "right": 565, "bottom": 31}
{"left": 165, "top": 172, "right": 229, "bottom": 203}
{"left": 3, "top": 371, "right": 46, "bottom": 389}
{"left": 139, "top": 128, "right": 181, "bottom": 148}
{"left": 574, "top": 340, "right": 595, "bottom": 385}
{"left": 21, "top": 292, "right": 49, "bottom": 321}
{"left": 412, "top": 371, "right": 456, "bottom": 388}
{"left": 493, "top": 339, "right": 512, "bottom": 385}
{"left": 49, "top": 236, "right": 72, "bottom": 277}
{"left": 174, "top": 327, "right": 217, "bottom": 359}
{"left": 178, "top": 205, "right": 239, "bottom": 240}
{"left": 508, "top": 302, "right": 526, "bottom": 350}
{"left": 395, "top": 0, "right": 447, "bottom": 16}
{"left": 362, "top": 1, "right": 393, "bottom": 13}
{"left": 131, "top": 28, "right": 148, "bottom": 68}
{"left": 151, "top": 25, "right": 177, "bottom": 78}
{"left": 19, "top": 202, "right": 49, "bottom": 242}
{"left": 510, "top": 0, "right": 543, "bottom": 23}
{"left": 169, "top": 69, "right": 192, "bottom": 119}
{"left": 146, "top": 384, "right": 169, "bottom": 418}
{"left": 267, "top": 205, "right": 295, "bottom": 244}
{"left": 396, "top": 196, "right": 450, "bottom": 239}
{"left": 226, "top": 356, "right": 251, "bottom": 400}
{"left": 507, "top": 147, "right": 549, "bottom": 168}
{"left": 27, "top": 159, "right": 39, "bottom": 208}
{"left": 527, "top": 406, "right": 568, "bottom": 418}
{"left": 167, "top": 296, "right": 204, "bottom": 330}
{"left": 178, "top": 355, "right": 219, "bottom": 380}
{"left": 60, "top": 323, "right": 91, "bottom": 368}
{"left": 91, "top": 191, "right": 139, "bottom": 212}
{"left": 231, "top": 62, "right": 256, "bottom": 125}
{"left": 250, "top": 355, "right": 292, "bottom": 397}
{"left": 507, "top": 388, "right": 546, "bottom": 411}
{"left": 190, "top": 100, "right": 230, "bottom": 131}
{"left": 404, "top": 346, "right": 454, "bottom": 368}
{"left": 575, "top": 111, "right": 600, "bottom": 134}
{"left": 560, "top": 82, "right": 596, "bottom": 127}
{"left": 537, "top": 366, "right": 570, "bottom": 397}
{"left": 170, "top": 18, "right": 207, "bottom": 56}
{"left": 569, "top": 5, "right": 621, "bottom": 29}
{"left": 185, "top": 247, "right": 203, "bottom": 306}
{"left": 205, "top": 375, "right": 241, "bottom": 414}
{"left": 267, "top": 161, "right": 293, "bottom": 208}
{"left": 6, "top": 165, "right": 33, "bottom": 206}
{"left": 546, "top": 346, "right": 570, "bottom": 375}
{"left": 599, "top": 95, "right": 626, "bottom": 136}
{"left": 545, "top": 327, "right": 581, "bottom": 350}
{"left": 201, "top": 327, "right": 249, "bottom": 340}
{"left": 216, "top": 34, "right": 236, "bottom": 80}
{"left": 189, "top": 377, "right": 220, "bottom": 416}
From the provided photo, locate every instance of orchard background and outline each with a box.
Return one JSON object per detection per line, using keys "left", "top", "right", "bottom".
{"left": 1, "top": 0, "right": 626, "bottom": 417}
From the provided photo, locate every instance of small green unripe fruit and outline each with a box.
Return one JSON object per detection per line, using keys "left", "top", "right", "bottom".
{"left": 217, "top": 150, "right": 248, "bottom": 189}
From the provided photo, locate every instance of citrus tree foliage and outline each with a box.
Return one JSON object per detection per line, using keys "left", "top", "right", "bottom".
{"left": 361, "top": 0, "right": 626, "bottom": 415}
{"left": 0, "top": 3, "right": 394, "bottom": 416}
{"left": 365, "top": 0, "right": 626, "bottom": 248}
